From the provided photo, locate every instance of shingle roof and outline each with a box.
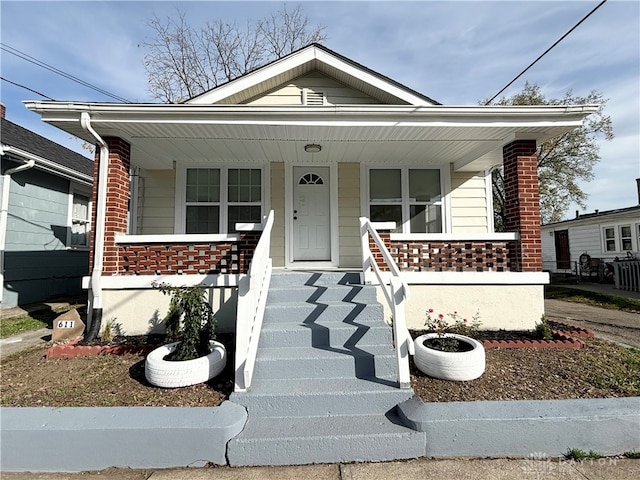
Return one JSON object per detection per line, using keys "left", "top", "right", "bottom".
{"left": 542, "top": 205, "right": 640, "bottom": 227}
{"left": 1, "top": 117, "right": 94, "bottom": 177}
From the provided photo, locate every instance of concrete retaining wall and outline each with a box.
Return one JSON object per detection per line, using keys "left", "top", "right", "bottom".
{"left": 398, "top": 396, "right": 640, "bottom": 458}
{"left": 0, "top": 401, "right": 247, "bottom": 472}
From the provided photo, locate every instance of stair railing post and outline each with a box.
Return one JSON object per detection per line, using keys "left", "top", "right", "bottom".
{"left": 391, "top": 277, "right": 413, "bottom": 389}
{"left": 235, "top": 274, "right": 251, "bottom": 391}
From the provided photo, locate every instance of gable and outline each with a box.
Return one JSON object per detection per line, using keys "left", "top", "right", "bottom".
{"left": 188, "top": 43, "right": 438, "bottom": 106}
{"left": 244, "top": 70, "right": 391, "bottom": 106}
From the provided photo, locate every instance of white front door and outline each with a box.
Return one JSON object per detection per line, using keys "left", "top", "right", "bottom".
{"left": 292, "top": 166, "right": 331, "bottom": 261}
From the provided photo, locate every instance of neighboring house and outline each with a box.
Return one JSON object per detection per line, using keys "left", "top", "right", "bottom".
{"left": 1, "top": 103, "right": 94, "bottom": 307}
{"left": 25, "top": 44, "right": 597, "bottom": 335}
{"left": 541, "top": 197, "right": 640, "bottom": 287}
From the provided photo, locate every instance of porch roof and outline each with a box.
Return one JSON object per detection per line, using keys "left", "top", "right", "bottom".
{"left": 24, "top": 101, "right": 598, "bottom": 172}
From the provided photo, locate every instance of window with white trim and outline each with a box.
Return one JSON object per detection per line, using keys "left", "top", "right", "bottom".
{"left": 368, "top": 168, "right": 442, "bottom": 233}
{"left": 603, "top": 227, "right": 616, "bottom": 252}
{"left": 68, "top": 189, "right": 91, "bottom": 248}
{"left": 184, "top": 167, "right": 262, "bottom": 234}
{"left": 620, "top": 225, "right": 633, "bottom": 251}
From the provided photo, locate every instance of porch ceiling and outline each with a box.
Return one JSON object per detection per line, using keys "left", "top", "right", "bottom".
{"left": 24, "top": 102, "right": 598, "bottom": 172}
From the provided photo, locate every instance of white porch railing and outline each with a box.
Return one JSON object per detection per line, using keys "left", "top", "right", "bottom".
{"left": 359, "top": 218, "right": 414, "bottom": 389}
{"left": 612, "top": 260, "right": 640, "bottom": 293}
{"left": 234, "top": 210, "right": 274, "bottom": 392}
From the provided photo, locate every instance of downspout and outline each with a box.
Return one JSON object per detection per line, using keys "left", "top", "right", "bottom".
{"left": 80, "top": 112, "right": 109, "bottom": 341}
{"left": 0, "top": 151, "right": 36, "bottom": 304}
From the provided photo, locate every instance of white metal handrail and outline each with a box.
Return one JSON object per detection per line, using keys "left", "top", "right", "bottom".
{"left": 234, "top": 210, "right": 274, "bottom": 392}
{"left": 359, "top": 217, "right": 414, "bottom": 389}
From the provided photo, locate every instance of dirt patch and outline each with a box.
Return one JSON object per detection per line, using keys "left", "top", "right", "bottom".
{"left": 0, "top": 334, "right": 235, "bottom": 408}
{"left": 2, "top": 330, "right": 638, "bottom": 407}
{"left": 411, "top": 336, "right": 640, "bottom": 403}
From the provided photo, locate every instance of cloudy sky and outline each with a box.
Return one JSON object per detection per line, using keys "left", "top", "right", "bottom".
{"left": 1, "top": 0, "right": 638, "bottom": 218}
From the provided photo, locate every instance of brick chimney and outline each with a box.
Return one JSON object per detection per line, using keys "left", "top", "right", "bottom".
{"left": 0, "top": 102, "right": 5, "bottom": 119}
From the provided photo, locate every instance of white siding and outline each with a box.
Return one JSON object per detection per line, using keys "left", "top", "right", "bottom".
{"left": 338, "top": 163, "right": 361, "bottom": 268}
{"left": 541, "top": 208, "right": 640, "bottom": 272}
{"left": 541, "top": 230, "right": 557, "bottom": 268}
{"left": 450, "top": 170, "right": 488, "bottom": 233}
{"left": 270, "top": 162, "right": 286, "bottom": 267}
{"left": 246, "top": 71, "right": 381, "bottom": 106}
{"left": 138, "top": 169, "right": 175, "bottom": 235}
{"left": 568, "top": 225, "right": 602, "bottom": 262}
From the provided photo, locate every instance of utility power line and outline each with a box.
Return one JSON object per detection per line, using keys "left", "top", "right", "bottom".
{"left": 1, "top": 76, "right": 56, "bottom": 100}
{"left": 485, "top": 0, "right": 608, "bottom": 105}
{"left": 1, "top": 43, "right": 132, "bottom": 103}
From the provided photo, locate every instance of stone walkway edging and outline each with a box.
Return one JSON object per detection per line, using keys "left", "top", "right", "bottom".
{"left": 481, "top": 331, "right": 585, "bottom": 349}
{"left": 46, "top": 342, "right": 157, "bottom": 358}
{"left": 0, "top": 401, "right": 248, "bottom": 472}
{"left": 396, "top": 395, "right": 640, "bottom": 458}
{"left": 479, "top": 321, "right": 592, "bottom": 349}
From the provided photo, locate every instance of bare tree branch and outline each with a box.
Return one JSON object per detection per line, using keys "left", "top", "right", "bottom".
{"left": 142, "top": 4, "right": 327, "bottom": 102}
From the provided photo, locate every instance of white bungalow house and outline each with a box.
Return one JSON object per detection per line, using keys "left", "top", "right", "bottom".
{"left": 25, "top": 43, "right": 597, "bottom": 344}
{"left": 541, "top": 198, "right": 640, "bottom": 290}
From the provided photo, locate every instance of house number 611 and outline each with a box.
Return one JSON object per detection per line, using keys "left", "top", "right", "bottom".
{"left": 57, "top": 321, "right": 75, "bottom": 328}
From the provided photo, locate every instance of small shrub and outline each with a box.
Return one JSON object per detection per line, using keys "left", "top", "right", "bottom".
{"left": 101, "top": 319, "right": 114, "bottom": 343}
{"left": 624, "top": 450, "right": 640, "bottom": 459}
{"left": 535, "top": 315, "right": 553, "bottom": 340}
{"left": 100, "top": 319, "right": 123, "bottom": 343}
{"left": 153, "top": 282, "right": 217, "bottom": 361}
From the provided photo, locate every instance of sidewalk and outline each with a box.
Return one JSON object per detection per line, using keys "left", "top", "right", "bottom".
{"left": 558, "top": 282, "right": 640, "bottom": 300}
{"left": 545, "top": 283, "right": 640, "bottom": 348}
{"left": 2, "top": 457, "right": 639, "bottom": 479}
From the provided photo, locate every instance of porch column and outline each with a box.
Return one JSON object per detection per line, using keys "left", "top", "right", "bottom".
{"left": 89, "top": 137, "right": 131, "bottom": 275}
{"left": 503, "top": 140, "right": 541, "bottom": 272}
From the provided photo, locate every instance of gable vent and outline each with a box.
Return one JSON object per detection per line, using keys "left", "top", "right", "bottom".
{"left": 302, "top": 89, "right": 325, "bottom": 106}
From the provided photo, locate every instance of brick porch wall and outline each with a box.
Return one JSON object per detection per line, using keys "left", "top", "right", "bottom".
{"left": 389, "top": 240, "right": 512, "bottom": 272}
{"left": 370, "top": 232, "right": 513, "bottom": 272}
{"left": 117, "top": 233, "right": 260, "bottom": 275}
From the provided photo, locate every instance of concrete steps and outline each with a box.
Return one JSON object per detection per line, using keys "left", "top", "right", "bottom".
{"left": 228, "top": 271, "right": 423, "bottom": 466}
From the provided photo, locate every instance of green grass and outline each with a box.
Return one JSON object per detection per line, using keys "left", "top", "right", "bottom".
{"left": 545, "top": 286, "right": 640, "bottom": 313}
{"left": 565, "top": 448, "right": 603, "bottom": 461}
{"left": 577, "top": 342, "right": 640, "bottom": 396}
{"left": 0, "top": 315, "right": 48, "bottom": 338}
{"left": 624, "top": 451, "right": 640, "bottom": 459}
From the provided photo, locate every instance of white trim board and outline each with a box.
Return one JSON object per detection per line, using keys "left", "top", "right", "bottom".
{"left": 82, "top": 274, "right": 243, "bottom": 290}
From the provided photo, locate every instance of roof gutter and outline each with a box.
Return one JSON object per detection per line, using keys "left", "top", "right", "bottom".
{"left": 0, "top": 145, "right": 92, "bottom": 185}
{"left": 80, "top": 112, "right": 108, "bottom": 341}
{"left": 24, "top": 101, "right": 601, "bottom": 118}
{"left": 0, "top": 150, "right": 36, "bottom": 304}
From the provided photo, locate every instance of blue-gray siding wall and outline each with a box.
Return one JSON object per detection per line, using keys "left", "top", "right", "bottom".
{"left": 2, "top": 159, "right": 88, "bottom": 307}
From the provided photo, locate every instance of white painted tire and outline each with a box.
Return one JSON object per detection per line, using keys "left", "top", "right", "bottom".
{"left": 145, "top": 340, "right": 227, "bottom": 388}
{"left": 413, "top": 333, "right": 485, "bottom": 381}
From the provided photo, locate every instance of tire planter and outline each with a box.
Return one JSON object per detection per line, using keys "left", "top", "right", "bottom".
{"left": 413, "top": 333, "right": 485, "bottom": 381}
{"left": 145, "top": 340, "right": 227, "bottom": 388}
